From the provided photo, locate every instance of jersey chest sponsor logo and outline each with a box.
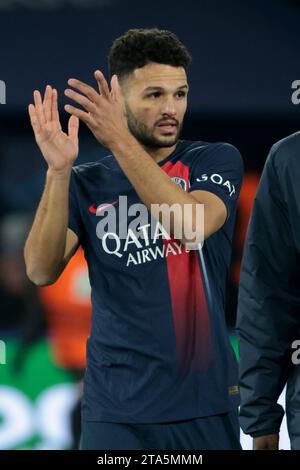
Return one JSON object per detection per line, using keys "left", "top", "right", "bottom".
{"left": 88, "top": 195, "right": 202, "bottom": 267}
{"left": 99, "top": 222, "right": 192, "bottom": 267}
{"left": 196, "top": 173, "right": 235, "bottom": 197}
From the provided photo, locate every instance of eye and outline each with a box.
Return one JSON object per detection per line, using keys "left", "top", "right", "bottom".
{"left": 148, "top": 91, "right": 161, "bottom": 99}
{"left": 176, "top": 91, "right": 187, "bottom": 98}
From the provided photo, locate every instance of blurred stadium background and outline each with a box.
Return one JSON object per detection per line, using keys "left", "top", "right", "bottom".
{"left": 0, "top": 0, "right": 299, "bottom": 449}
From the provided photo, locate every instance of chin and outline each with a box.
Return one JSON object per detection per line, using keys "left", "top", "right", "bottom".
{"left": 158, "top": 136, "right": 178, "bottom": 147}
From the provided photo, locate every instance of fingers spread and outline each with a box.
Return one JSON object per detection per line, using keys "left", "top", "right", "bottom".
{"left": 33, "top": 90, "right": 46, "bottom": 125}
{"left": 110, "top": 74, "right": 122, "bottom": 102}
{"left": 64, "top": 103, "right": 92, "bottom": 125}
{"left": 67, "top": 78, "right": 99, "bottom": 103}
{"left": 28, "top": 104, "right": 41, "bottom": 134}
{"left": 94, "top": 70, "right": 110, "bottom": 99}
{"left": 43, "top": 85, "right": 52, "bottom": 122}
{"left": 68, "top": 115, "right": 79, "bottom": 141}
{"left": 51, "top": 88, "right": 61, "bottom": 127}
{"left": 64, "top": 88, "right": 97, "bottom": 113}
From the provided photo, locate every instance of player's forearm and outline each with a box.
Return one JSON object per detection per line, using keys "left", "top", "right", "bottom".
{"left": 24, "top": 167, "right": 72, "bottom": 285}
{"left": 112, "top": 137, "right": 203, "bottom": 244}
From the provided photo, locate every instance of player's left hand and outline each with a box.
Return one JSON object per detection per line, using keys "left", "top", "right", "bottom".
{"left": 64, "top": 71, "right": 130, "bottom": 149}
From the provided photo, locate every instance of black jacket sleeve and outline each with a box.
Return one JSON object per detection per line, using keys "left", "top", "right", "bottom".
{"left": 236, "top": 132, "right": 300, "bottom": 437}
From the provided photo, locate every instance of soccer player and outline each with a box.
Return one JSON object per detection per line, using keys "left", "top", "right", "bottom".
{"left": 24, "top": 28, "right": 244, "bottom": 450}
{"left": 237, "top": 132, "right": 300, "bottom": 450}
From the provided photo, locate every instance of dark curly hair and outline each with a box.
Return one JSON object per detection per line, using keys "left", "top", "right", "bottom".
{"left": 108, "top": 28, "right": 192, "bottom": 80}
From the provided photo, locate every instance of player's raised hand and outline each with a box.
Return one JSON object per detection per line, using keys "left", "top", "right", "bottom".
{"left": 28, "top": 85, "right": 79, "bottom": 172}
{"left": 64, "top": 71, "right": 129, "bottom": 151}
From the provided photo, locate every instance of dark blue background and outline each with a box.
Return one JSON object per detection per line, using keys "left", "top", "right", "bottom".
{"left": 0, "top": 0, "right": 300, "bottom": 114}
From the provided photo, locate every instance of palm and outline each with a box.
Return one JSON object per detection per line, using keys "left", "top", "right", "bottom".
{"left": 28, "top": 86, "right": 79, "bottom": 171}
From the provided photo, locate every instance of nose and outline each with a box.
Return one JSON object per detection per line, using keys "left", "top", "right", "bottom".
{"left": 160, "top": 95, "right": 177, "bottom": 116}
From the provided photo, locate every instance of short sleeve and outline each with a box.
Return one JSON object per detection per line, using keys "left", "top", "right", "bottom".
{"left": 188, "top": 143, "right": 244, "bottom": 223}
{"left": 68, "top": 167, "right": 84, "bottom": 242}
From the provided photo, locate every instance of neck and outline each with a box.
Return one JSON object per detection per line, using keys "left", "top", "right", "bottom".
{"left": 141, "top": 142, "right": 178, "bottom": 163}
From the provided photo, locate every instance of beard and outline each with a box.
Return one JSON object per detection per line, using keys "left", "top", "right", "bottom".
{"left": 125, "top": 103, "right": 183, "bottom": 149}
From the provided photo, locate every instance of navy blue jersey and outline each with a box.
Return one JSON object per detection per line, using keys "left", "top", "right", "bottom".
{"left": 68, "top": 139, "right": 244, "bottom": 423}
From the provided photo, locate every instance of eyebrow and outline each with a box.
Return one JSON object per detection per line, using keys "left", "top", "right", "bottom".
{"left": 143, "top": 85, "right": 189, "bottom": 93}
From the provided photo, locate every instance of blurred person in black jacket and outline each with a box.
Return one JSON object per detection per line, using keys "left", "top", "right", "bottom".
{"left": 237, "top": 132, "right": 300, "bottom": 450}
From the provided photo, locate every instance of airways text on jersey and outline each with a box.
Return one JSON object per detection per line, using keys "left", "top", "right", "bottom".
{"left": 95, "top": 215, "right": 199, "bottom": 267}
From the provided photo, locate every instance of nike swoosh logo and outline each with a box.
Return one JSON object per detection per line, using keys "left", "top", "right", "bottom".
{"left": 89, "top": 200, "right": 118, "bottom": 214}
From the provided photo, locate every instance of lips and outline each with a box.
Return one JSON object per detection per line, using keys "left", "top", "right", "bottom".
{"left": 157, "top": 120, "right": 177, "bottom": 127}
{"left": 157, "top": 121, "right": 177, "bottom": 133}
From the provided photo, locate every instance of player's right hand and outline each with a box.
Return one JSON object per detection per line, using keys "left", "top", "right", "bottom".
{"left": 253, "top": 433, "right": 279, "bottom": 450}
{"left": 28, "top": 85, "right": 79, "bottom": 173}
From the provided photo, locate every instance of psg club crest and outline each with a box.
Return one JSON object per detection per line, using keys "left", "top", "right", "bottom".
{"left": 171, "top": 176, "right": 188, "bottom": 191}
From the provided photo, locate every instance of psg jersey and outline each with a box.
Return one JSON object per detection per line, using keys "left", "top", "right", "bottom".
{"left": 68, "top": 139, "right": 244, "bottom": 422}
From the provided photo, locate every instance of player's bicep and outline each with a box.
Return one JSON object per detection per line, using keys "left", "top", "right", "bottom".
{"left": 190, "top": 189, "right": 228, "bottom": 238}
